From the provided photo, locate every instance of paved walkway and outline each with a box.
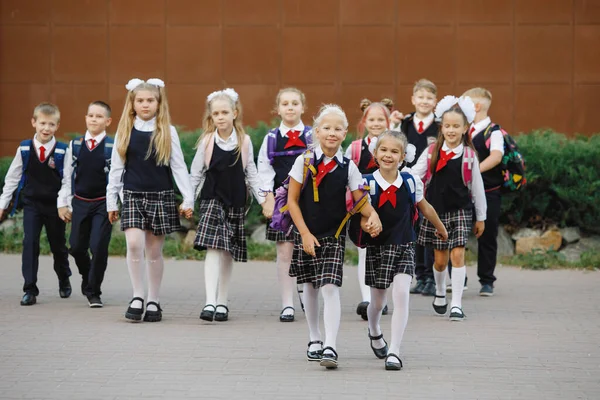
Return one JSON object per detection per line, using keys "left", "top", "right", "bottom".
{"left": 0, "top": 254, "right": 598, "bottom": 400}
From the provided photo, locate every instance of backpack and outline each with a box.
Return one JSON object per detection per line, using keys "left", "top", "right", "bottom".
{"left": 70, "top": 136, "right": 114, "bottom": 195}
{"left": 270, "top": 151, "right": 370, "bottom": 239}
{"left": 483, "top": 123, "right": 526, "bottom": 192}
{"left": 424, "top": 143, "right": 476, "bottom": 199}
{"left": 266, "top": 126, "right": 313, "bottom": 164}
{"left": 348, "top": 172, "right": 418, "bottom": 248}
{"left": 10, "top": 140, "right": 67, "bottom": 216}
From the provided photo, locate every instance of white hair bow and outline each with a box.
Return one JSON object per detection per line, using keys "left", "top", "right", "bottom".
{"left": 405, "top": 143, "right": 416, "bottom": 164}
{"left": 434, "top": 95, "right": 476, "bottom": 123}
{"left": 207, "top": 88, "right": 239, "bottom": 103}
{"left": 125, "top": 78, "right": 165, "bottom": 91}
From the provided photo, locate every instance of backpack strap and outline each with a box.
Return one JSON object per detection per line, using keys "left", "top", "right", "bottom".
{"left": 268, "top": 126, "right": 313, "bottom": 164}
{"left": 400, "top": 171, "right": 419, "bottom": 226}
{"left": 335, "top": 191, "right": 369, "bottom": 239}
{"left": 350, "top": 140, "right": 362, "bottom": 166}
{"left": 241, "top": 134, "right": 250, "bottom": 169}
{"left": 267, "top": 128, "right": 278, "bottom": 165}
{"left": 71, "top": 137, "right": 84, "bottom": 167}
{"left": 203, "top": 132, "right": 216, "bottom": 168}
{"left": 462, "top": 146, "right": 475, "bottom": 198}
{"left": 10, "top": 140, "right": 33, "bottom": 216}
{"left": 424, "top": 143, "right": 436, "bottom": 186}
{"left": 302, "top": 151, "right": 318, "bottom": 203}
{"left": 53, "top": 142, "right": 67, "bottom": 179}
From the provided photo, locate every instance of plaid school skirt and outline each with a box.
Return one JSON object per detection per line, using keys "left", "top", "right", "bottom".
{"left": 289, "top": 232, "right": 346, "bottom": 288}
{"left": 417, "top": 208, "right": 473, "bottom": 250}
{"left": 194, "top": 199, "right": 247, "bottom": 262}
{"left": 365, "top": 243, "right": 415, "bottom": 289}
{"left": 265, "top": 221, "right": 294, "bottom": 243}
{"left": 121, "top": 190, "right": 180, "bottom": 236}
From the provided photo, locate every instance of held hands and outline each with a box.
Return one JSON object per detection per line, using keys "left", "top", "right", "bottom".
{"left": 108, "top": 211, "right": 119, "bottom": 224}
{"left": 58, "top": 207, "right": 72, "bottom": 223}
{"left": 179, "top": 205, "right": 193, "bottom": 220}
{"left": 261, "top": 193, "right": 275, "bottom": 219}
{"left": 364, "top": 212, "right": 383, "bottom": 238}
{"left": 301, "top": 231, "right": 320, "bottom": 257}
{"left": 473, "top": 221, "right": 485, "bottom": 239}
{"left": 434, "top": 226, "right": 449, "bottom": 241}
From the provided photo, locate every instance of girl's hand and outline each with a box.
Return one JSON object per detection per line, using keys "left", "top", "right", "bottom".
{"left": 0, "top": 209, "right": 6, "bottom": 221}
{"left": 261, "top": 197, "right": 274, "bottom": 219}
{"left": 390, "top": 110, "right": 404, "bottom": 125}
{"left": 301, "top": 231, "right": 320, "bottom": 257}
{"left": 365, "top": 212, "right": 382, "bottom": 237}
{"left": 58, "top": 207, "right": 72, "bottom": 223}
{"left": 473, "top": 221, "right": 485, "bottom": 238}
{"left": 108, "top": 211, "right": 119, "bottom": 224}
{"left": 435, "top": 226, "right": 449, "bottom": 241}
{"left": 182, "top": 208, "right": 193, "bottom": 220}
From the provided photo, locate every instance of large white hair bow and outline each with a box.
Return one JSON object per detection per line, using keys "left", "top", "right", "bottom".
{"left": 207, "top": 88, "right": 239, "bottom": 103}
{"left": 125, "top": 78, "right": 165, "bottom": 91}
{"left": 434, "top": 95, "right": 476, "bottom": 123}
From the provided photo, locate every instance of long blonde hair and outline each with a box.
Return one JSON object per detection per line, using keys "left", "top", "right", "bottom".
{"left": 115, "top": 82, "right": 172, "bottom": 166}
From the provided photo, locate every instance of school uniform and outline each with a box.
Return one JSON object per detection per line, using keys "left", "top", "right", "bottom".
{"left": 57, "top": 131, "right": 112, "bottom": 297}
{"left": 106, "top": 117, "right": 194, "bottom": 236}
{"left": 288, "top": 146, "right": 363, "bottom": 288}
{"left": 470, "top": 117, "right": 504, "bottom": 287}
{"left": 257, "top": 122, "right": 310, "bottom": 242}
{"left": 0, "top": 136, "right": 71, "bottom": 296}
{"left": 190, "top": 129, "right": 264, "bottom": 262}
{"left": 364, "top": 170, "right": 423, "bottom": 289}
{"left": 344, "top": 137, "right": 378, "bottom": 174}
{"left": 413, "top": 143, "right": 487, "bottom": 250}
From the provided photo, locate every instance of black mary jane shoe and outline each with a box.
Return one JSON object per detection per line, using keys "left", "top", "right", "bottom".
{"left": 279, "top": 306, "right": 295, "bottom": 322}
{"left": 385, "top": 353, "right": 403, "bottom": 371}
{"left": 320, "top": 347, "right": 339, "bottom": 369}
{"left": 125, "top": 297, "right": 144, "bottom": 321}
{"left": 306, "top": 340, "right": 323, "bottom": 361}
{"left": 200, "top": 304, "right": 216, "bottom": 321}
{"left": 143, "top": 301, "right": 163, "bottom": 322}
{"left": 432, "top": 295, "right": 448, "bottom": 315}
{"left": 356, "top": 301, "right": 369, "bottom": 320}
{"left": 214, "top": 304, "right": 229, "bottom": 322}
{"left": 368, "top": 330, "right": 389, "bottom": 359}
{"left": 20, "top": 293, "right": 37, "bottom": 306}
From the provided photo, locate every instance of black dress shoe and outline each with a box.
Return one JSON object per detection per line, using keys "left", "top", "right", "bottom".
{"left": 306, "top": 340, "right": 323, "bottom": 361}
{"left": 356, "top": 301, "right": 369, "bottom": 317}
{"left": 432, "top": 295, "right": 448, "bottom": 315}
{"left": 59, "top": 278, "right": 72, "bottom": 298}
{"left": 382, "top": 305, "right": 389, "bottom": 315}
{"left": 385, "top": 353, "right": 403, "bottom": 370}
{"left": 368, "top": 330, "right": 388, "bottom": 359}
{"left": 125, "top": 297, "right": 144, "bottom": 321}
{"left": 20, "top": 293, "right": 36, "bottom": 306}
{"left": 410, "top": 280, "right": 425, "bottom": 294}
{"left": 214, "top": 304, "right": 229, "bottom": 322}
{"left": 279, "top": 306, "right": 295, "bottom": 322}
{"left": 143, "top": 301, "right": 162, "bottom": 322}
{"left": 421, "top": 279, "right": 436, "bottom": 296}
{"left": 320, "top": 346, "right": 338, "bottom": 369}
{"left": 87, "top": 295, "right": 103, "bottom": 308}
{"left": 200, "top": 304, "right": 216, "bottom": 321}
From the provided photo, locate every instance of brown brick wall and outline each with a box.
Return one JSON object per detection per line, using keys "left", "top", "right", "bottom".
{"left": 1, "top": 0, "right": 599, "bottom": 156}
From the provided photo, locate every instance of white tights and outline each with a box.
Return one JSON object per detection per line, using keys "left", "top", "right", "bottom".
{"left": 204, "top": 249, "right": 233, "bottom": 310}
{"left": 276, "top": 242, "right": 295, "bottom": 315}
{"left": 357, "top": 248, "right": 371, "bottom": 302}
{"left": 304, "top": 283, "right": 341, "bottom": 354}
{"left": 125, "top": 228, "right": 165, "bottom": 311}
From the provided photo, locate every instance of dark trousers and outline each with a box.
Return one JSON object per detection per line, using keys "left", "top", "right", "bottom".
{"left": 69, "top": 198, "right": 112, "bottom": 296}
{"left": 414, "top": 213, "right": 434, "bottom": 281}
{"left": 22, "top": 200, "right": 71, "bottom": 295}
{"left": 477, "top": 190, "right": 502, "bottom": 286}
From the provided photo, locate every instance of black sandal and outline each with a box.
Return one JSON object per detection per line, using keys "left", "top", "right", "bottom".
{"left": 279, "top": 306, "right": 295, "bottom": 322}
{"left": 143, "top": 301, "right": 162, "bottom": 322}
{"left": 214, "top": 304, "right": 229, "bottom": 322}
{"left": 385, "top": 353, "right": 403, "bottom": 370}
{"left": 125, "top": 297, "right": 144, "bottom": 321}
{"left": 200, "top": 304, "right": 216, "bottom": 321}
{"left": 432, "top": 295, "right": 448, "bottom": 315}
{"left": 306, "top": 340, "right": 323, "bottom": 361}
{"left": 368, "top": 330, "right": 389, "bottom": 359}
{"left": 320, "top": 346, "right": 338, "bottom": 369}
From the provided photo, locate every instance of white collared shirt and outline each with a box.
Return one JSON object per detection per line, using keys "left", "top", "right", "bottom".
{"left": 413, "top": 113, "right": 435, "bottom": 133}
{"left": 288, "top": 145, "right": 363, "bottom": 191}
{"left": 106, "top": 118, "right": 194, "bottom": 211}
{"left": 371, "top": 169, "right": 424, "bottom": 203}
{"left": 257, "top": 122, "right": 306, "bottom": 192}
{"left": 470, "top": 117, "right": 504, "bottom": 154}
{"left": 189, "top": 128, "right": 265, "bottom": 205}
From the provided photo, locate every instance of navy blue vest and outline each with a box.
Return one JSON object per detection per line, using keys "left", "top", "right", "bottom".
{"left": 22, "top": 145, "right": 62, "bottom": 203}
{"left": 123, "top": 128, "right": 173, "bottom": 192}
{"left": 200, "top": 145, "right": 246, "bottom": 207}
{"left": 74, "top": 139, "right": 107, "bottom": 199}
{"left": 402, "top": 114, "right": 439, "bottom": 168}
{"left": 426, "top": 156, "right": 471, "bottom": 215}
{"left": 370, "top": 182, "right": 415, "bottom": 245}
{"left": 357, "top": 138, "right": 377, "bottom": 174}
{"left": 472, "top": 127, "right": 504, "bottom": 190}
{"left": 299, "top": 157, "right": 349, "bottom": 239}
{"left": 272, "top": 131, "right": 309, "bottom": 190}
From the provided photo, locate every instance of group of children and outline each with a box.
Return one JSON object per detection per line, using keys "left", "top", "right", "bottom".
{"left": 0, "top": 77, "right": 507, "bottom": 371}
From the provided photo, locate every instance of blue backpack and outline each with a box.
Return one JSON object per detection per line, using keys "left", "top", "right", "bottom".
{"left": 70, "top": 136, "right": 114, "bottom": 195}
{"left": 266, "top": 126, "right": 313, "bottom": 164}
{"left": 10, "top": 140, "right": 67, "bottom": 216}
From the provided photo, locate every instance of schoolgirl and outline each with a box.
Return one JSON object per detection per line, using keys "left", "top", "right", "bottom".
{"left": 257, "top": 87, "right": 311, "bottom": 322}
{"left": 190, "top": 88, "right": 267, "bottom": 323}
{"left": 106, "top": 78, "right": 194, "bottom": 323}
{"left": 287, "top": 104, "right": 382, "bottom": 369}
{"left": 411, "top": 96, "right": 487, "bottom": 321}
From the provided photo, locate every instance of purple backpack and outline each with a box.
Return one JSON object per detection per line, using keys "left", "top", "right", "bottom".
{"left": 267, "top": 126, "right": 313, "bottom": 164}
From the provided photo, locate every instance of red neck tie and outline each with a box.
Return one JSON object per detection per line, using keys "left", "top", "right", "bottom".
{"left": 315, "top": 159, "right": 337, "bottom": 187}
{"left": 378, "top": 185, "right": 398, "bottom": 208}
{"left": 284, "top": 130, "right": 305, "bottom": 149}
{"left": 89, "top": 139, "right": 96, "bottom": 149}
{"left": 469, "top": 126, "right": 475, "bottom": 136}
{"left": 435, "top": 149, "right": 456, "bottom": 172}
{"left": 418, "top": 121, "right": 424, "bottom": 133}
{"left": 39, "top": 146, "right": 46, "bottom": 162}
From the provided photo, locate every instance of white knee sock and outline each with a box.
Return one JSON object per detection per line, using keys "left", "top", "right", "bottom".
{"left": 451, "top": 266, "right": 466, "bottom": 310}
{"left": 321, "top": 284, "right": 341, "bottom": 353}
{"left": 204, "top": 249, "right": 221, "bottom": 306}
{"left": 367, "top": 287, "right": 386, "bottom": 349}
{"left": 433, "top": 268, "right": 447, "bottom": 306}
{"left": 125, "top": 229, "right": 145, "bottom": 309}
{"left": 358, "top": 248, "right": 371, "bottom": 302}
{"left": 303, "top": 283, "right": 322, "bottom": 352}
{"left": 216, "top": 250, "right": 233, "bottom": 308}
{"left": 276, "top": 242, "right": 295, "bottom": 315}
{"left": 388, "top": 274, "right": 411, "bottom": 356}
{"left": 145, "top": 233, "right": 165, "bottom": 311}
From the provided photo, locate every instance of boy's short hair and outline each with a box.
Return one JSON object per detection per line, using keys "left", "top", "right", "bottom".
{"left": 88, "top": 100, "right": 112, "bottom": 117}
{"left": 463, "top": 87, "right": 492, "bottom": 109}
{"left": 413, "top": 79, "right": 437, "bottom": 96}
{"left": 33, "top": 102, "right": 60, "bottom": 121}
